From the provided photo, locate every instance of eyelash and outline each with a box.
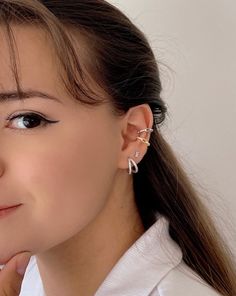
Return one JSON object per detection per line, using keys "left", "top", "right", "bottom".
{"left": 6, "top": 112, "right": 59, "bottom": 131}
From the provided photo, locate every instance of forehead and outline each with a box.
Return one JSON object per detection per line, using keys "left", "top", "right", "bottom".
{"left": 0, "top": 24, "right": 63, "bottom": 95}
{"left": 0, "top": 24, "right": 110, "bottom": 109}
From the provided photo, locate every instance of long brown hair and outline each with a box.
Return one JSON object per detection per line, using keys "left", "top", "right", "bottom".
{"left": 0, "top": 1, "right": 235, "bottom": 295}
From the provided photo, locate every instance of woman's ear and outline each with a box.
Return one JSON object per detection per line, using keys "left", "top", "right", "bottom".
{"left": 117, "top": 103, "right": 154, "bottom": 170}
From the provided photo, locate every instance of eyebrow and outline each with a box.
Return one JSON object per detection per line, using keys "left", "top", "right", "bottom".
{"left": 0, "top": 89, "right": 63, "bottom": 105}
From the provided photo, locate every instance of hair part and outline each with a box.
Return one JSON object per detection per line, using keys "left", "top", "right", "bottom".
{"left": 0, "top": 1, "right": 235, "bottom": 295}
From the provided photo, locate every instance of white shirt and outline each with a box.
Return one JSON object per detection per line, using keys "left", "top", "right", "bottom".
{"left": 19, "top": 214, "right": 222, "bottom": 296}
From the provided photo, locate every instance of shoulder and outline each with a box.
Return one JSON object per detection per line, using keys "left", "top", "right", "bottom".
{"left": 150, "top": 261, "right": 223, "bottom": 296}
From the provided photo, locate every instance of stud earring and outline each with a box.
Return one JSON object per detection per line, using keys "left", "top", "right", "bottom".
{"left": 134, "top": 151, "right": 140, "bottom": 158}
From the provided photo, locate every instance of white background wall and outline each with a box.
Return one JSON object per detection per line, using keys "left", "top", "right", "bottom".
{"left": 108, "top": 0, "right": 236, "bottom": 259}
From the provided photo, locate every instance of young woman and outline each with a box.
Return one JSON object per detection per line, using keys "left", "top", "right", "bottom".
{"left": 0, "top": 1, "right": 235, "bottom": 295}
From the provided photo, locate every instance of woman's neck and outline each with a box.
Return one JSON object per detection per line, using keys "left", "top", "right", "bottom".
{"left": 35, "top": 182, "right": 145, "bottom": 296}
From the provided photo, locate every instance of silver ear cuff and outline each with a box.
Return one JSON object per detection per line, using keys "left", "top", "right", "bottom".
{"left": 128, "top": 127, "right": 153, "bottom": 174}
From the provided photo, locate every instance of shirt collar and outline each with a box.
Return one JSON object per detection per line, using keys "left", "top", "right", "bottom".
{"left": 95, "top": 214, "right": 183, "bottom": 296}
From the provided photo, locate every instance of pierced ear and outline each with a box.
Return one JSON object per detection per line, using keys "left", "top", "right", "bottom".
{"left": 117, "top": 104, "right": 154, "bottom": 170}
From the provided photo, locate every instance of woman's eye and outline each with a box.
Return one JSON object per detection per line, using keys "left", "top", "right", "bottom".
{"left": 7, "top": 112, "right": 59, "bottom": 130}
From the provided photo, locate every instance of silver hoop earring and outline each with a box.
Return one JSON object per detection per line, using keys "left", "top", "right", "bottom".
{"left": 128, "top": 157, "right": 138, "bottom": 175}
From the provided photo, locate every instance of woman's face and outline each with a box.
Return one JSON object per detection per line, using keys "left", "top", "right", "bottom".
{"left": 0, "top": 25, "right": 123, "bottom": 264}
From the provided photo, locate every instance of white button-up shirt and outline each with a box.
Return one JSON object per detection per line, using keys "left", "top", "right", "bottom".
{"left": 19, "top": 215, "right": 222, "bottom": 295}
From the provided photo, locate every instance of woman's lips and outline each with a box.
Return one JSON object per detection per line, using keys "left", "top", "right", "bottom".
{"left": 0, "top": 204, "right": 21, "bottom": 210}
{"left": 0, "top": 204, "right": 22, "bottom": 218}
